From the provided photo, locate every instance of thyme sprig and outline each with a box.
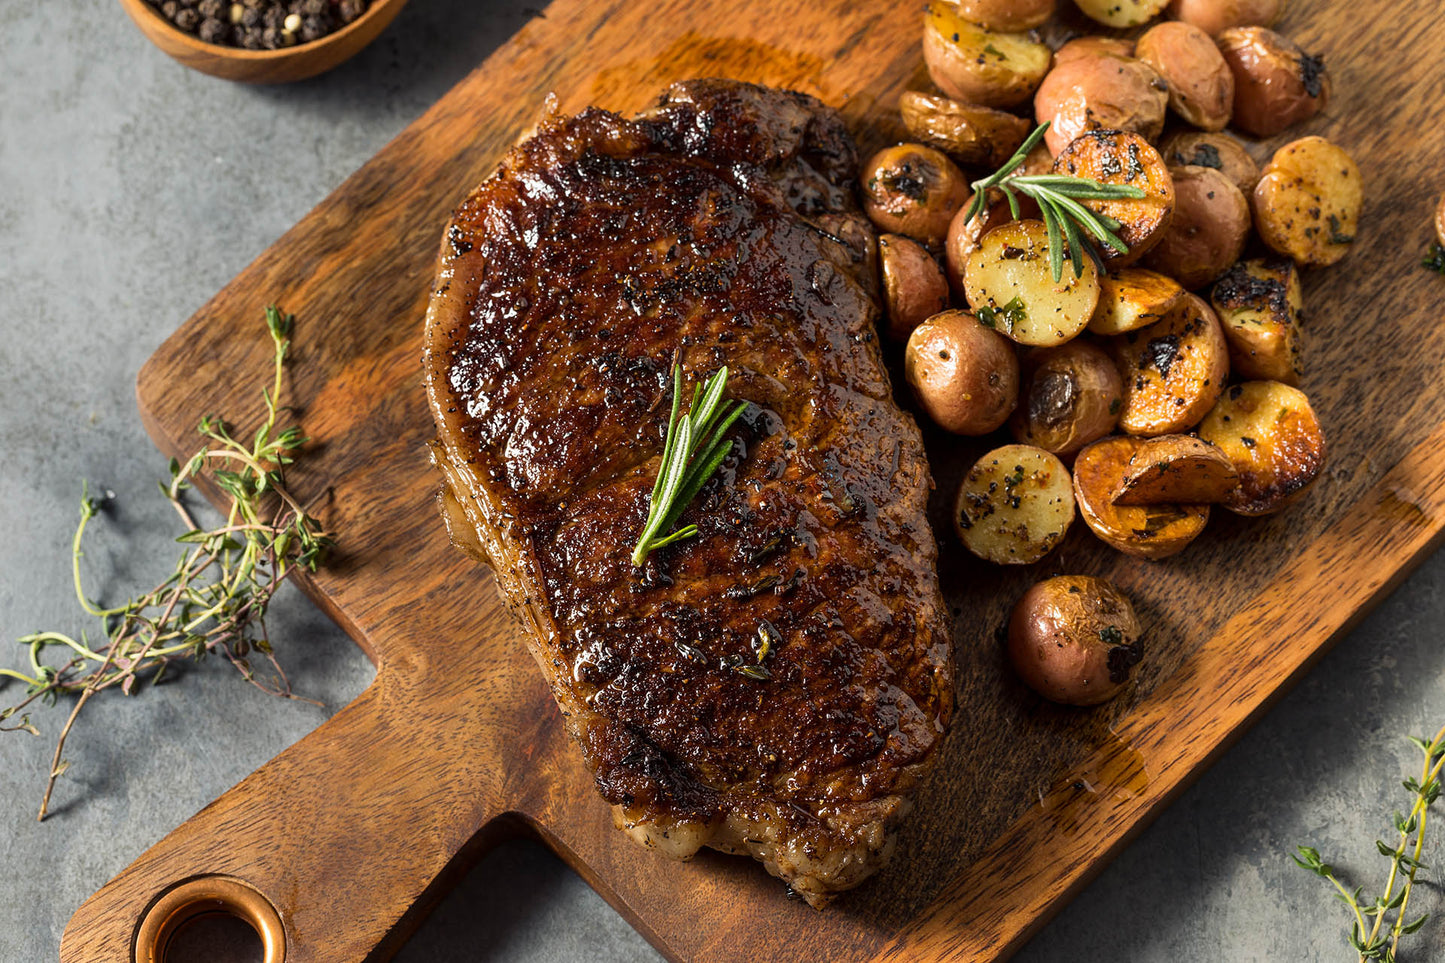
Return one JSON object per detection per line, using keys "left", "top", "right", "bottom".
{"left": 965, "top": 122, "right": 1146, "bottom": 282}
{"left": 631, "top": 365, "right": 747, "bottom": 567}
{"left": 1293, "top": 724, "right": 1445, "bottom": 961}
{"left": 0, "top": 306, "right": 332, "bottom": 820}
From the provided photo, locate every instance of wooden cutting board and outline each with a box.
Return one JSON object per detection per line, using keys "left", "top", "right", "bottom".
{"left": 60, "top": 1, "right": 1445, "bottom": 960}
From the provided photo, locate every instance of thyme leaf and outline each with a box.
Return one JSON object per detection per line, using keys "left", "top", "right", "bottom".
{"left": 965, "top": 122, "right": 1145, "bottom": 282}
{"left": 631, "top": 365, "right": 747, "bottom": 567}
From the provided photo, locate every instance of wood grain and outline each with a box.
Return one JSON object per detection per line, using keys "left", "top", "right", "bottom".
{"left": 116, "top": 0, "right": 409, "bottom": 84}
{"left": 61, "top": 0, "right": 1445, "bottom": 960}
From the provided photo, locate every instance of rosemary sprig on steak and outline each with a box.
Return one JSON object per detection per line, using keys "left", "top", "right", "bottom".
{"left": 1, "top": 306, "right": 331, "bottom": 820}
{"left": 966, "top": 122, "right": 1146, "bottom": 282}
{"left": 631, "top": 365, "right": 747, "bottom": 567}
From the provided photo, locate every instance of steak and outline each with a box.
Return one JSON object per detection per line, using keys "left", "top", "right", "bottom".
{"left": 423, "top": 79, "right": 953, "bottom": 905}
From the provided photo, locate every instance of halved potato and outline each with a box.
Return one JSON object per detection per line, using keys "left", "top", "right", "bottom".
{"left": 1159, "top": 130, "right": 1260, "bottom": 195}
{"left": 954, "top": 0, "right": 1055, "bottom": 32}
{"left": 1135, "top": 20, "right": 1234, "bottom": 130}
{"left": 1111, "top": 434, "right": 1239, "bottom": 504}
{"left": 1052, "top": 131, "right": 1176, "bottom": 267}
{"left": 963, "top": 219, "right": 1101, "bottom": 347}
{"left": 1073, "top": 0, "right": 1170, "bottom": 28}
{"left": 1009, "top": 339, "right": 1124, "bottom": 454}
{"left": 1088, "top": 268, "right": 1186, "bottom": 336}
{"left": 1210, "top": 258, "right": 1303, "bottom": 384}
{"left": 1033, "top": 55, "right": 1169, "bottom": 157}
{"left": 1110, "top": 293, "right": 1229, "bottom": 435}
{"left": 1436, "top": 193, "right": 1445, "bottom": 248}
{"left": 944, "top": 192, "right": 1014, "bottom": 296}
{"left": 1252, "top": 136, "right": 1363, "bottom": 267}
{"left": 1217, "top": 26, "right": 1329, "bottom": 137}
{"left": 1073, "top": 435, "right": 1210, "bottom": 558}
{"left": 923, "top": 3, "right": 1053, "bottom": 109}
{"left": 1143, "top": 164, "right": 1251, "bottom": 290}
{"left": 954, "top": 444, "right": 1075, "bottom": 564}
{"left": 1197, "top": 380, "right": 1326, "bottom": 515}
{"left": 899, "top": 91, "right": 1033, "bottom": 169}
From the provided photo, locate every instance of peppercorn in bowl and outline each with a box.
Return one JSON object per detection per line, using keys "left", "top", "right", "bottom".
{"left": 118, "top": 0, "right": 408, "bottom": 83}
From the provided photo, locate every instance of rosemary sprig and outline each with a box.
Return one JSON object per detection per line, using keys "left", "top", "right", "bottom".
{"left": 965, "top": 122, "right": 1147, "bottom": 282}
{"left": 1293, "top": 724, "right": 1445, "bottom": 961}
{"left": 631, "top": 365, "right": 747, "bottom": 567}
{"left": 0, "top": 306, "right": 332, "bottom": 820}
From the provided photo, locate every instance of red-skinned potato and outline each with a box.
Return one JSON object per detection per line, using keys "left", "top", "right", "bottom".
{"left": 1436, "top": 194, "right": 1445, "bottom": 248}
{"left": 1033, "top": 54, "right": 1169, "bottom": 156}
{"left": 923, "top": 3, "right": 1053, "bottom": 109}
{"left": 1143, "top": 164, "right": 1251, "bottom": 289}
{"left": 954, "top": 0, "right": 1055, "bottom": 31}
{"left": 1054, "top": 36, "right": 1135, "bottom": 64}
{"left": 899, "top": 91, "right": 1033, "bottom": 169}
{"left": 1159, "top": 130, "right": 1260, "bottom": 195}
{"left": 879, "top": 234, "right": 950, "bottom": 341}
{"left": 1166, "top": 0, "right": 1285, "bottom": 37}
{"left": 1008, "top": 575, "right": 1144, "bottom": 705}
{"left": 1217, "top": 26, "right": 1329, "bottom": 138}
{"left": 1009, "top": 339, "right": 1124, "bottom": 455}
{"left": 944, "top": 192, "right": 1013, "bottom": 297}
{"left": 860, "top": 143, "right": 970, "bottom": 247}
{"left": 1135, "top": 21, "right": 1234, "bottom": 130}
{"left": 905, "top": 310, "right": 1020, "bottom": 435}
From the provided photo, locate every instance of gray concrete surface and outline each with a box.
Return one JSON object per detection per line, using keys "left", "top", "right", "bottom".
{"left": 1, "top": 1, "right": 1441, "bottom": 960}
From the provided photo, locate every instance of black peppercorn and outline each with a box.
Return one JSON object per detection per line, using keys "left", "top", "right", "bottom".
{"left": 239, "top": 25, "right": 265, "bottom": 48}
{"left": 239, "top": 5, "right": 261, "bottom": 27}
{"left": 299, "top": 0, "right": 325, "bottom": 14}
{"left": 198, "top": 16, "right": 229, "bottom": 42}
{"left": 337, "top": 0, "right": 366, "bottom": 22}
{"left": 174, "top": 7, "right": 201, "bottom": 30}
{"left": 298, "top": 13, "right": 329, "bottom": 42}
{"left": 261, "top": 25, "right": 282, "bottom": 48}
{"left": 197, "top": 0, "right": 224, "bottom": 17}
{"left": 262, "top": 5, "right": 284, "bottom": 28}
{"left": 160, "top": 0, "right": 180, "bottom": 18}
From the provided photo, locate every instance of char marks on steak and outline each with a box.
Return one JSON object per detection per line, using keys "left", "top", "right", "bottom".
{"left": 423, "top": 79, "right": 953, "bottom": 905}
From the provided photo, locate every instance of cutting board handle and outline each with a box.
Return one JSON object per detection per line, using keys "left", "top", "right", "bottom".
{"left": 59, "top": 669, "right": 513, "bottom": 962}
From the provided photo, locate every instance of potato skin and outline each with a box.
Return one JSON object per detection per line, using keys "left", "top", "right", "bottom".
{"left": 1008, "top": 575, "right": 1143, "bottom": 705}
{"left": 955, "top": 0, "right": 1054, "bottom": 31}
{"left": 1073, "top": 435, "right": 1210, "bottom": 558}
{"left": 1135, "top": 21, "right": 1234, "bottom": 130}
{"left": 1143, "top": 164, "right": 1251, "bottom": 289}
{"left": 1436, "top": 194, "right": 1445, "bottom": 249}
{"left": 860, "top": 143, "right": 970, "bottom": 247}
{"left": 1033, "top": 54, "right": 1169, "bottom": 157}
{"left": 899, "top": 91, "right": 1032, "bottom": 169}
{"left": 1210, "top": 257, "right": 1303, "bottom": 383}
{"left": 1166, "top": 0, "right": 1285, "bottom": 37}
{"left": 1009, "top": 339, "right": 1124, "bottom": 455}
{"left": 1111, "top": 292, "right": 1229, "bottom": 435}
{"left": 944, "top": 192, "right": 1013, "bottom": 296}
{"left": 1197, "top": 380, "right": 1325, "bottom": 515}
{"left": 1252, "top": 136, "right": 1363, "bottom": 267}
{"left": 1217, "top": 26, "right": 1329, "bottom": 138}
{"left": 905, "top": 309, "right": 1020, "bottom": 435}
{"left": 1054, "top": 36, "right": 1135, "bottom": 64}
{"left": 1052, "top": 131, "right": 1176, "bottom": 266}
{"left": 880, "top": 234, "right": 951, "bottom": 341}
{"left": 1159, "top": 130, "right": 1260, "bottom": 195}
{"left": 924, "top": 3, "right": 1053, "bottom": 109}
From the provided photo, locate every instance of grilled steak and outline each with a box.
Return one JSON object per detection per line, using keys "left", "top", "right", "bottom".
{"left": 423, "top": 79, "right": 953, "bottom": 905}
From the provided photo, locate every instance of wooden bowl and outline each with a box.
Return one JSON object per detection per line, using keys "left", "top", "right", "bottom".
{"left": 117, "top": 0, "right": 409, "bottom": 84}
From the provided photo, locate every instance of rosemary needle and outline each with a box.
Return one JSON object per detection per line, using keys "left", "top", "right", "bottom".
{"left": 965, "top": 122, "right": 1146, "bottom": 282}
{"left": 631, "top": 365, "right": 747, "bottom": 567}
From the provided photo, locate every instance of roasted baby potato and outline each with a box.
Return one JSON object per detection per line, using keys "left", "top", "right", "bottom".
{"left": 880, "top": 234, "right": 951, "bottom": 341}
{"left": 1052, "top": 131, "right": 1176, "bottom": 266}
{"left": 1217, "top": 26, "right": 1329, "bottom": 138}
{"left": 1143, "top": 165, "right": 1251, "bottom": 289}
{"left": 954, "top": 0, "right": 1055, "bottom": 31}
{"left": 944, "top": 192, "right": 1013, "bottom": 296}
{"left": 963, "top": 219, "right": 1101, "bottom": 346}
{"left": 1159, "top": 130, "right": 1260, "bottom": 195}
{"left": 1009, "top": 339, "right": 1124, "bottom": 454}
{"left": 1054, "top": 36, "right": 1135, "bottom": 64}
{"left": 1166, "top": 0, "right": 1285, "bottom": 36}
{"left": 1073, "top": 0, "right": 1170, "bottom": 28}
{"left": 1088, "top": 267, "right": 1186, "bottom": 336}
{"left": 1033, "top": 55, "right": 1169, "bottom": 157}
{"left": 1197, "top": 380, "right": 1326, "bottom": 515}
{"left": 924, "top": 3, "right": 1053, "bottom": 109}
{"left": 1073, "top": 435, "right": 1210, "bottom": 558}
{"left": 1111, "top": 434, "right": 1239, "bottom": 504}
{"left": 1252, "top": 136, "right": 1363, "bottom": 267}
{"left": 1110, "top": 293, "right": 1229, "bottom": 435}
{"left": 861, "top": 143, "right": 970, "bottom": 247}
{"left": 955, "top": 444, "right": 1075, "bottom": 564}
{"left": 1436, "top": 193, "right": 1445, "bottom": 248}
{"left": 1135, "top": 21, "right": 1234, "bottom": 130}
{"left": 1210, "top": 257, "right": 1303, "bottom": 384}
{"left": 905, "top": 310, "right": 1020, "bottom": 435}
{"left": 899, "top": 91, "right": 1033, "bottom": 170}
{"left": 1008, "top": 575, "right": 1144, "bottom": 705}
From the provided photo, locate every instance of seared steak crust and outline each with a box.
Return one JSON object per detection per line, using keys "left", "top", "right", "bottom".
{"left": 424, "top": 79, "right": 953, "bottom": 904}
